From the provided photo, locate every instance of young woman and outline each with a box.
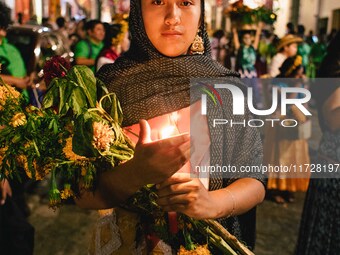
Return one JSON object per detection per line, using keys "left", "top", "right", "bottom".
{"left": 76, "top": 0, "right": 266, "bottom": 253}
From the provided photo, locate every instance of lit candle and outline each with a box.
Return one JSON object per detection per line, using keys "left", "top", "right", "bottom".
{"left": 160, "top": 112, "right": 180, "bottom": 139}
{"left": 160, "top": 125, "right": 177, "bottom": 139}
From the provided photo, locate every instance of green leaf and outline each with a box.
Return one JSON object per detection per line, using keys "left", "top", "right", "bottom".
{"left": 69, "top": 86, "right": 88, "bottom": 116}
{"left": 72, "top": 113, "right": 98, "bottom": 157}
{"left": 96, "top": 78, "right": 109, "bottom": 99}
{"left": 43, "top": 78, "right": 60, "bottom": 109}
{"left": 67, "top": 65, "right": 97, "bottom": 108}
{"left": 58, "top": 79, "right": 71, "bottom": 115}
{"left": 99, "top": 93, "right": 123, "bottom": 125}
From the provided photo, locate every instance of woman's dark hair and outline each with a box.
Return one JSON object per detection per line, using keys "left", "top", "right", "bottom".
{"left": 0, "top": 2, "right": 12, "bottom": 30}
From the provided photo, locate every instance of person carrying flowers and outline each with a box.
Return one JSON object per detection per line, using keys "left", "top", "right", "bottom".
{"left": 75, "top": 0, "right": 266, "bottom": 253}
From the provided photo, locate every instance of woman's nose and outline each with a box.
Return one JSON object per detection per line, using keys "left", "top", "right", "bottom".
{"left": 165, "top": 4, "right": 181, "bottom": 26}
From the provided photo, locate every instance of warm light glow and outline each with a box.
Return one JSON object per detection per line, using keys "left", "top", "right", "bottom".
{"left": 229, "top": 0, "right": 266, "bottom": 9}
{"left": 170, "top": 112, "right": 179, "bottom": 123}
{"left": 161, "top": 126, "right": 177, "bottom": 139}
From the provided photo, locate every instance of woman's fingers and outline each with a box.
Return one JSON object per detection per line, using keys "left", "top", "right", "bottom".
{"left": 157, "top": 173, "right": 192, "bottom": 190}
{"left": 154, "top": 132, "right": 190, "bottom": 149}
{"left": 137, "top": 119, "right": 152, "bottom": 144}
{"left": 157, "top": 193, "right": 192, "bottom": 206}
{"left": 157, "top": 182, "right": 192, "bottom": 198}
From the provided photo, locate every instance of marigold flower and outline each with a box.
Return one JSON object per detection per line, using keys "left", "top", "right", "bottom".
{"left": 61, "top": 184, "right": 74, "bottom": 200}
{"left": 17, "top": 155, "right": 31, "bottom": 178}
{"left": 0, "top": 84, "right": 20, "bottom": 111}
{"left": 92, "top": 122, "right": 115, "bottom": 151}
{"left": 178, "top": 245, "right": 211, "bottom": 255}
{"left": 10, "top": 113, "right": 27, "bottom": 127}
{"left": 63, "top": 137, "right": 86, "bottom": 161}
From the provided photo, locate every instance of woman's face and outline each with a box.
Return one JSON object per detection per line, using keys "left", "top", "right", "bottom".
{"left": 141, "top": 0, "right": 201, "bottom": 57}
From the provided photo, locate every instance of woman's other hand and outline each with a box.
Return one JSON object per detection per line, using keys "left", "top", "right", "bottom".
{"left": 156, "top": 173, "right": 221, "bottom": 219}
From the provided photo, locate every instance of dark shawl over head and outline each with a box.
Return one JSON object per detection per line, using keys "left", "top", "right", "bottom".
{"left": 96, "top": 0, "right": 239, "bottom": 127}
{"left": 96, "top": 0, "right": 264, "bottom": 250}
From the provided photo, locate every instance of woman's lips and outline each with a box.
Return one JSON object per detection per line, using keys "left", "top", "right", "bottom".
{"left": 161, "top": 30, "right": 183, "bottom": 37}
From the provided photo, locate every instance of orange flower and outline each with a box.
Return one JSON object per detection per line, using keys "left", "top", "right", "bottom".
{"left": 63, "top": 137, "right": 86, "bottom": 161}
{"left": 92, "top": 122, "right": 115, "bottom": 151}
{"left": 10, "top": 113, "right": 27, "bottom": 127}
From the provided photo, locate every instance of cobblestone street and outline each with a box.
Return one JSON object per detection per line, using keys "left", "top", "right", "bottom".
{"left": 27, "top": 110, "right": 322, "bottom": 255}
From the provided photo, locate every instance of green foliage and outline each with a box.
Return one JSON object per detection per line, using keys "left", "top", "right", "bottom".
{"left": 0, "top": 66, "right": 134, "bottom": 208}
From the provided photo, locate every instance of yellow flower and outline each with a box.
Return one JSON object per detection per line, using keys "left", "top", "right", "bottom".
{"left": 17, "top": 155, "right": 31, "bottom": 178}
{"left": 10, "top": 113, "right": 27, "bottom": 127}
{"left": 63, "top": 137, "right": 86, "bottom": 161}
{"left": 0, "top": 84, "right": 21, "bottom": 111}
{"left": 61, "top": 184, "right": 74, "bottom": 200}
{"left": 177, "top": 245, "right": 211, "bottom": 255}
{"left": 81, "top": 167, "right": 87, "bottom": 176}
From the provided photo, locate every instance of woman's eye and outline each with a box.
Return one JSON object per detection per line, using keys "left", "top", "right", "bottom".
{"left": 152, "top": 0, "right": 164, "bottom": 5}
{"left": 181, "top": 1, "right": 193, "bottom": 6}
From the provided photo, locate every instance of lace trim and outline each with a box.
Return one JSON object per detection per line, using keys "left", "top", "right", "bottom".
{"left": 93, "top": 212, "right": 122, "bottom": 255}
{"left": 157, "top": 240, "right": 172, "bottom": 254}
{"left": 129, "top": 239, "right": 147, "bottom": 255}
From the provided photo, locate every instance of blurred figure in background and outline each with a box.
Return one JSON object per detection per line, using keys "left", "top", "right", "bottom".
{"left": 264, "top": 55, "right": 311, "bottom": 204}
{"left": 286, "top": 22, "right": 295, "bottom": 35}
{"left": 74, "top": 19, "right": 105, "bottom": 72}
{"left": 297, "top": 25, "right": 311, "bottom": 72}
{"left": 56, "top": 17, "right": 70, "bottom": 50}
{"left": 96, "top": 19, "right": 130, "bottom": 70}
{"left": 309, "top": 34, "right": 327, "bottom": 76}
{"left": 269, "top": 34, "right": 302, "bottom": 77}
{"left": 16, "top": 12, "right": 23, "bottom": 25}
{"left": 296, "top": 31, "right": 340, "bottom": 255}
{"left": 41, "top": 17, "right": 53, "bottom": 29}
{"left": 25, "top": 14, "right": 38, "bottom": 26}
{"left": 69, "top": 18, "right": 87, "bottom": 53}
{"left": 211, "top": 29, "right": 227, "bottom": 66}
{"left": 0, "top": 2, "right": 30, "bottom": 101}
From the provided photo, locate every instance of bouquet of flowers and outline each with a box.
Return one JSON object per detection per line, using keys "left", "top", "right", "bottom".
{"left": 225, "top": 0, "right": 277, "bottom": 25}
{"left": 0, "top": 57, "right": 254, "bottom": 254}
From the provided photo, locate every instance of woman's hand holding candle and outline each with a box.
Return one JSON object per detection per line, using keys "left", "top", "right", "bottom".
{"left": 130, "top": 120, "right": 191, "bottom": 186}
